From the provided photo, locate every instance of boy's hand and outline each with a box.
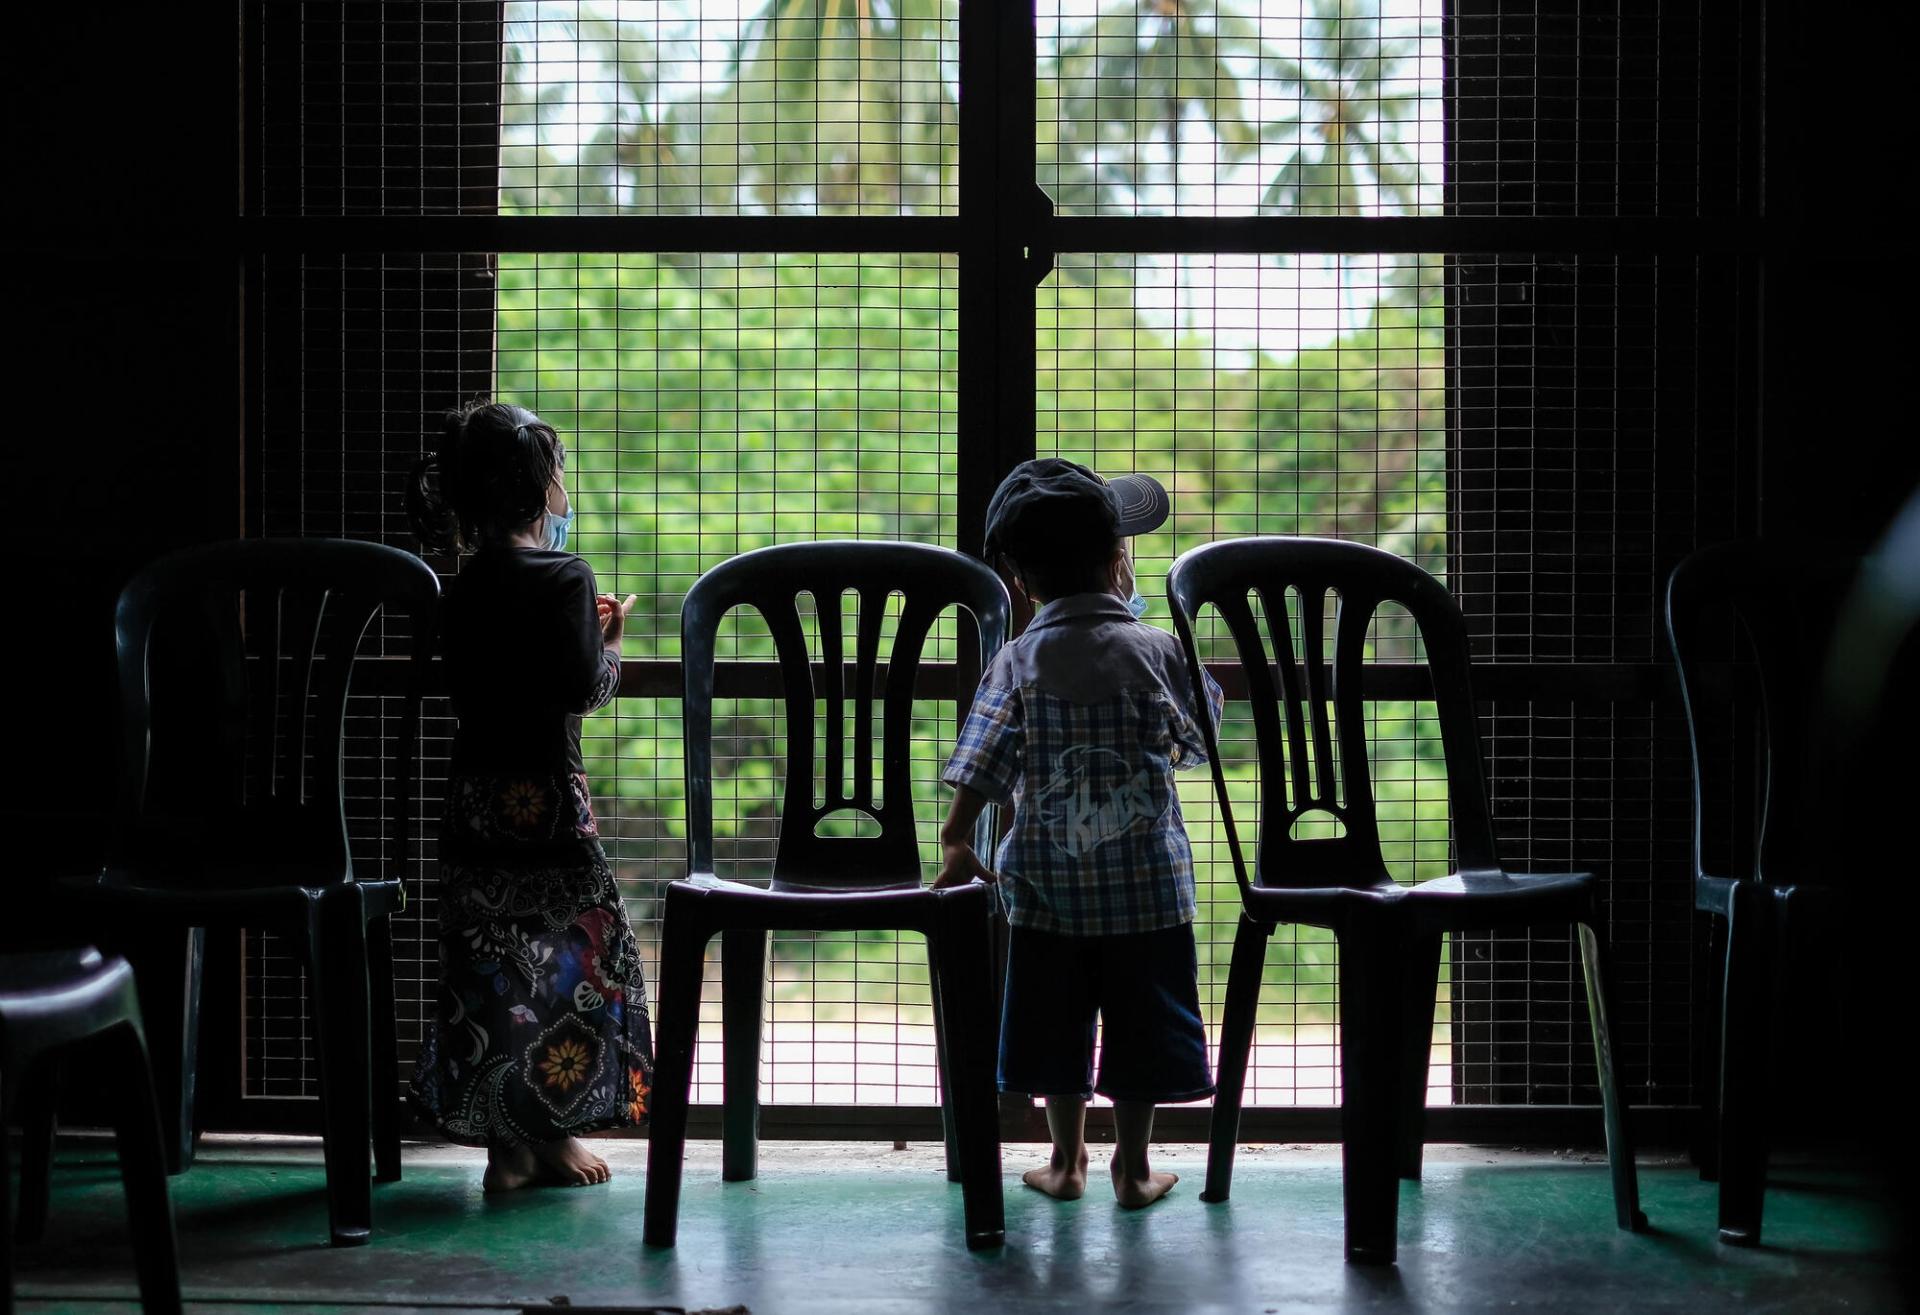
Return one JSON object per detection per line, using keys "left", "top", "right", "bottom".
{"left": 934, "top": 783, "right": 995, "bottom": 888}
{"left": 934, "top": 839, "right": 996, "bottom": 889}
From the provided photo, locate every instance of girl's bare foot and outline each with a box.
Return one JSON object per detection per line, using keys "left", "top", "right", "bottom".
{"left": 1021, "top": 1146, "right": 1090, "bottom": 1201}
{"left": 1111, "top": 1160, "right": 1179, "bottom": 1210}
{"left": 531, "top": 1136, "right": 611, "bottom": 1186}
{"left": 482, "top": 1144, "right": 540, "bottom": 1193}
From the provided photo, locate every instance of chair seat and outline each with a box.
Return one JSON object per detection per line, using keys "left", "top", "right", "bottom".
{"left": 0, "top": 945, "right": 181, "bottom": 1311}
{"left": 53, "top": 870, "right": 404, "bottom": 928}
{"left": 0, "top": 946, "right": 107, "bottom": 997}
{"left": 667, "top": 873, "right": 986, "bottom": 933}
{"left": 1243, "top": 869, "right": 1597, "bottom": 935}
{"left": 1405, "top": 869, "right": 1595, "bottom": 930}
{"left": 0, "top": 946, "right": 139, "bottom": 1054}
{"left": 1240, "top": 878, "right": 1401, "bottom": 930}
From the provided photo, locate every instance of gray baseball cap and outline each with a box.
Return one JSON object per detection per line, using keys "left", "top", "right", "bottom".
{"left": 983, "top": 458, "right": 1169, "bottom": 555}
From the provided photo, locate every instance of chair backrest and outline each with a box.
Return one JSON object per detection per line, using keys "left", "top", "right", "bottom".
{"left": 681, "top": 540, "right": 1009, "bottom": 891}
{"left": 1166, "top": 536, "right": 1497, "bottom": 896}
{"left": 113, "top": 538, "right": 440, "bottom": 886}
{"left": 1665, "top": 540, "right": 1857, "bottom": 887}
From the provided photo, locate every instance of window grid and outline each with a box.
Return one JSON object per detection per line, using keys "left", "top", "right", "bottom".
{"left": 237, "top": 0, "right": 1755, "bottom": 1128}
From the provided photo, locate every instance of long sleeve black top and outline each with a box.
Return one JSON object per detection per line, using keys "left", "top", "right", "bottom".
{"left": 440, "top": 545, "right": 622, "bottom": 776}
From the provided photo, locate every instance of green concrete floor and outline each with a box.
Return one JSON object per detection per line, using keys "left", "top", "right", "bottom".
{"left": 7, "top": 1136, "right": 1906, "bottom": 1313}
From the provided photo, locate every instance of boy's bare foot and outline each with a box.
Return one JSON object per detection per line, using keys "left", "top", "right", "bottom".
{"left": 482, "top": 1144, "right": 540, "bottom": 1193}
{"left": 1111, "top": 1160, "right": 1179, "bottom": 1210}
{"left": 530, "top": 1136, "right": 611, "bottom": 1186}
{"left": 1021, "top": 1147, "right": 1090, "bottom": 1201}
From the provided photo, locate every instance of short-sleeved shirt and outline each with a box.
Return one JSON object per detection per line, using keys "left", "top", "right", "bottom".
{"left": 942, "top": 593, "right": 1226, "bottom": 936}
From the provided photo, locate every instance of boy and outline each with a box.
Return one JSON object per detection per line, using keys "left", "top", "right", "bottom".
{"left": 936, "top": 458, "right": 1225, "bottom": 1209}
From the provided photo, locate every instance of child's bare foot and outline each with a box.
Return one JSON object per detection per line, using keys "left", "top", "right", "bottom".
{"left": 1111, "top": 1159, "right": 1179, "bottom": 1210}
{"left": 482, "top": 1144, "right": 540, "bottom": 1193}
{"left": 530, "top": 1137, "right": 611, "bottom": 1186}
{"left": 1021, "top": 1147, "right": 1090, "bottom": 1201}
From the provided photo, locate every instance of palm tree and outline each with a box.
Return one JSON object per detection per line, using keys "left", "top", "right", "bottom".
{"left": 1257, "top": 0, "right": 1422, "bottom": 216}
{"left": 1045, "top": 0, "right": 1300, "bottom": 321}
{"left": 688, "top": 0, "right": 959, "bottom": 215}
{"left": 504, "top": 2, "right": 959, "bottom": 216}
{"left": 1042, "top": 0, "right": 1427, "bottom": 319}
{"left": 501, "top": 9, "right": 684, "bottom": 214}
{"left": 1045, "top": 0, "right": 1274, "bottom": 215}
{"left": 1255, "top": 0, "right": 1426, "bottom": 326}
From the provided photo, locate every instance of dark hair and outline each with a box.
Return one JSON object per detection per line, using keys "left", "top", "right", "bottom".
{"left": 996, "top": 499, "right": 1120, "bottom": 602}
{"left": 407, "top": 399, "right": 563, "bottom": 553}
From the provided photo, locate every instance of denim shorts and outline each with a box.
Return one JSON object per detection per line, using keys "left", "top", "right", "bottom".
{"left": 997, "top": 922, "right": 1214, "bottom": 1104}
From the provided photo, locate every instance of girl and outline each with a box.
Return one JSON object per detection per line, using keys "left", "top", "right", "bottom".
{"left": 406, "top": 399, "right": 654, "bottom": 1191}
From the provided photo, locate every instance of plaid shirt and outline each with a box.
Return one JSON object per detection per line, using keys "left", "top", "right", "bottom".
{"left": 943, "top": 593, "right": 1226, "bottom": 936}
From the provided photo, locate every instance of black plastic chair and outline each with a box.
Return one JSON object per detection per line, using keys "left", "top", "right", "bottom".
{"left": 2, "top": 947, "right": 180, "bottom": 1315}
{"left": 47, "top": 538, "right": 438, "bottom": 1247}
{"left": 1666, "top": 541, "right": 1857, "bottom": 1246}
{"left": 1168, "top": 537, "right": 1645, "bottom": 1265}
{"left": 642, "top": 541, "right": 1009, "bottom": 1252}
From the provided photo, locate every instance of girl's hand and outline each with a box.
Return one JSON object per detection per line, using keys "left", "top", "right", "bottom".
{"left": 934, "top": 840, "right": 996, "bottom": 889}
{"left": 598, "top": 594, "right": 638, "bottom": 645}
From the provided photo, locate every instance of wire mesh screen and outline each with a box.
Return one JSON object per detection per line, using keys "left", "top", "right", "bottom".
{"left": 497, "top": 251, "right": 958, "bottom": 655}
{"left": 1038, "top": 0, "right": 1443, "bottom": 217}
{"left": 249, "top": 3, "right": 503, "bottom": 216}
{"left": 498, "top": 249, "right": 960, "bottom": 1103}
{"left": 1447, "top": 249, "right": 1747, "bottom": 1107}
{"left": 1460, "top": 698, "right": 1700, "bottom": 1106}
{"left": 242, "top": 697, "right": 454, "bottom": 1098}
{"left": 246, "top": 249, "right": 962, "bottom": 1103}
{"left": 238, "top": 0, "right": 1757, "bottom": 1122}
{"left": 244, "top": 248, "right": 493, "bottom": 1099}
{"left": 1038, "top": 249, "right": 1450, "bottom": 1105}
{"left": 501, "top": 3, "right": 958, "bottom": 216}
{"left": 1449, "top": 2, "right": 1750, "bottom": 217}
{"left": 1179, "top": 675, "right": 1455, "bottom": 1108}
{"left": 1032, "top": 0, "right": 1454, "bottom": 1108}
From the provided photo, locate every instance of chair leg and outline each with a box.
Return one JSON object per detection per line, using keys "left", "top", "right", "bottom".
{"left": 1717, "top": 885, "right": 1773, "bottom": 1247}
{"left": 720, "top": 927, "right": 767, "bottom": 1184}
{"left": 925, "top": 936, "right": 962, "bottom": 1183}
{"left": 126, "top": 927, "right": 205, "bottom": 1176}
{"left": 644, "top": 907, "right": 712, "bottom": 1248}
{"left": 1693, "top": 914, "right": 1725, "bottom": 1181}
{"left": 1338, "top": 924, "right": 1408, "bottom": 1266}
{"left": 100, "top": 1022, "right": 182, "bottom": 1315}
{"left": 931, "top": 890, "right": 1004, "bottom": 1251}
{"left": 1201, "top": 914, "right": 1268, "bottom": 1204}
{"left": 1577, "top": 921, "right": 1648, "bottom": 1233}
{"left": 14, "top": 1058, "right": 60, "bottom": 1245}
{"left": 2, "top": 1079, "right": 14, "bottom": 1315}
{"left": 367, "top": 913, "right": 403, "bottom": 1183}
{"left": 1397, "top": 934, "right": 1444, "bottom": 1182}
{"left": 308, "top": 891, "right": 374, "bottom": 1247}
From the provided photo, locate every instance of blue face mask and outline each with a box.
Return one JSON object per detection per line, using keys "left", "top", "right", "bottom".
{"left": 545, "top": 505, "right": 573, "bottom": 552}
{"left": 1127, "top": 590, "right": 1149, "bottom": 619}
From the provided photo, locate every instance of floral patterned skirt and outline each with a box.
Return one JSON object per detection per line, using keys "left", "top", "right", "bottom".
{"left": 408, "top": 773, "right": 653, "bottom": 1147}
